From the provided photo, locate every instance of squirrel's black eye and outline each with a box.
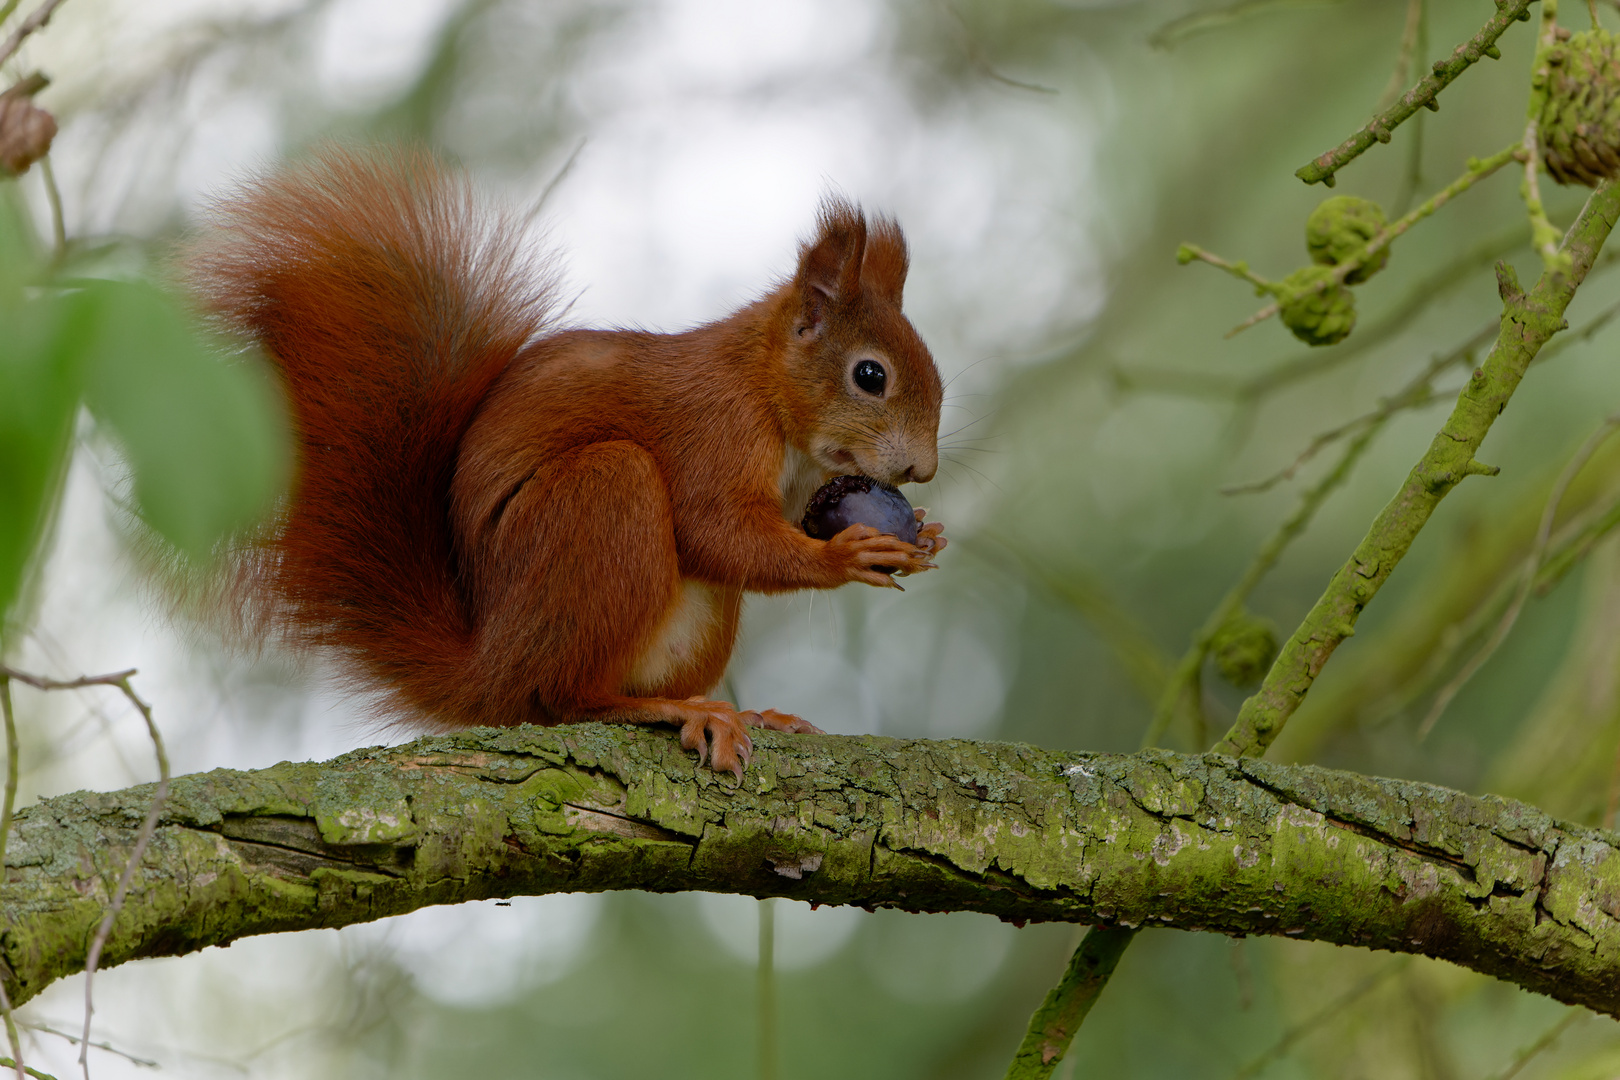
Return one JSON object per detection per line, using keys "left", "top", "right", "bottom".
{"left": 853, "top": 359, "right": 887, "bottom": 396}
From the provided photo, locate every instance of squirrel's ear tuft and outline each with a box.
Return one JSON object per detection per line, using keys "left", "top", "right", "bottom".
{"left": 794, "top": 195, "right": 867, "bottom": 338}
{"left": 863, "top": 215, "right": 908, "bottom": 306}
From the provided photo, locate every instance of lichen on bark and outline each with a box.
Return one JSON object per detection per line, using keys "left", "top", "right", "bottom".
{"left": 2, "top": 724, "right": 1618, "bottom": 1016}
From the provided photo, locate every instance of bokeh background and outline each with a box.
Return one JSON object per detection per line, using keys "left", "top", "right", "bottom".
{"left": 6, "top": 0, "right": 1620, "bottom": 1075}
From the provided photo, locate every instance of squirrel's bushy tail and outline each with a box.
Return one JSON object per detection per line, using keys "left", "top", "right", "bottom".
{"left": 190, "top": 145, "right": 559, "bottom": 723}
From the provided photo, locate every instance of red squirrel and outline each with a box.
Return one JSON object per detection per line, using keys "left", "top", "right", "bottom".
{"left": 190, "top": 146, "right": 946, "bottom": 776}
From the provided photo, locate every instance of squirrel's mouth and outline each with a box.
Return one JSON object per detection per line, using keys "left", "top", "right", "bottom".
{"left": 825, "top": 448, "right": 857, "bottom": 469}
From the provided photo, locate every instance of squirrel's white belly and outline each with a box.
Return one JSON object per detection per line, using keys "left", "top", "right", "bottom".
{"left": 625, "top": 579, "right": 727, "bottom": 693}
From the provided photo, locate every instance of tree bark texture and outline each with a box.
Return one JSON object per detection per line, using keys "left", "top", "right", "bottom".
{"left": 2, "top": 724, "right": 1618, "bottom": 1014}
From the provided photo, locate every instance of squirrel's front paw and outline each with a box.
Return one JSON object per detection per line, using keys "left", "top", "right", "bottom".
{"left": 900, "top": 508, "right": 947, "bottom": 574}
{"left": 824, "top": 523, "right": 936, "bottom": 588}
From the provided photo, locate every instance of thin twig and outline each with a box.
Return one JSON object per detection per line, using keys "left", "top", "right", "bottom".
{"left": 1228, "top": 287, "right": 1620, "bottom": 526}
{"left": 1177, "top": 243, "right": 1273, "bottom": 291}
{"left": 1419, "top": 413, "right": 1620, "bottom": 738}
{"left": 1485, "top": 1009, "right": 1583, "bottom": 1080}
{"left": 1224, "top": 320, "right": 1498, "bottom": 495}
{"left": 0, "top": 678, "right": 25, "bottom": 1080}
{"left": 1223, "top": 416, "right": 1379, "bottom": 497}
{"left": 1230, "top": 145, "right": 1519, "bottom": 336}
{"left": 1295, "top": 0, "right": 1531, "bottom": 185}
{"left": 1225, "top": 302, "right": 1281, "bottom": 338}
{"left": 38, "top": 156, "right": 64, "bottom": 263}
{"left": 1522, "top": 0, "right": 1571, "bottom": 277}
{"left": 1375, "top": 480, "right": 1620, "bottom": 732}
{"left": 1393, "top": 0, "right": 1429, "bottom": 214}
{"left": 1231, "top": 960, "right": 1408, "bottom": 1079}
{"left": 1148, "top": 0, "right": 1344, "bottom": 50}
{"left": 0, "top": 0, "right": 71, "bottom": 70}
{"left": 1221, "top": 389, "right": 1438, "bottom": 496}
{"left": 757, "top": 899, "right": 776, "bottom": 1080}
{"left": 0, "top": 668, "right": 170, "bottom": 1080}
{"left": 0, "top": 669, "right": 137, "bottom": 693}
{"left": 1126, "top": 228, "right": 1528, "bottom": 403}
{"left": 0, "top": 1058, "right": 55, "bottom": 1080}
{"left": 22, "top": 1023, "right": 157, "bottom": 1069}
{"left": 522, "top": 138, "right": 586, "bottom": 225}
{"left": 1377, "top": 0, "right": 1426, "bottom": 113}
{"left": 1541, "top": 292, "right": 1620, "bottom": 361}
{"left": 1144, "top": 417, "right": 1386, "bottom": 748}
{"left": 76, "top": 676, "right": 167, "bottom": 1080}
{"left": 942, "top": 0, "right": 1058, "bottom": 93}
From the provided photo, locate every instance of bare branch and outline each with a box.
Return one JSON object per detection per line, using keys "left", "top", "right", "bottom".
{"left": 0, "top": 0, "right": 70, "bottom": 70}
{"left": 1295, "top": 0, "right": 1531, "bottom": 185}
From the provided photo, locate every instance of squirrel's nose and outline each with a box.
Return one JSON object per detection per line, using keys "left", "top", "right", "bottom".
{"left": 904, "top": 454, "right": 937, "bottom": 485}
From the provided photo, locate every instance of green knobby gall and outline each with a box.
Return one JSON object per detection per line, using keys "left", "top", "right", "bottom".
{"left": 1210, "top": 608, "right": 1278, "bottom": 688}
{"left": 1539, "top": 28, "right": 1620, "bottom": 186}
{"left": 1304, "top": 195, "right": 1389, "bottom": 283}
{"left": 1276, "top": 265, "right": 1356, "bottom": 346}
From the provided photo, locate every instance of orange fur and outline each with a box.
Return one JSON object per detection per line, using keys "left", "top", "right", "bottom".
{"left": 190, "top": 146, "right": 945, "bottom": 774}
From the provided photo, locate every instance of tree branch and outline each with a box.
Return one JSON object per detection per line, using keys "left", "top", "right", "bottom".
{"left": 1294, "top": 0, "right": 1531, "bottom": 186}
{"left": 1217, "top": 178, "right": 1620, "bottom": 758}
{"left": 1, "top": 725, "right": 1619, "bottom": 1017}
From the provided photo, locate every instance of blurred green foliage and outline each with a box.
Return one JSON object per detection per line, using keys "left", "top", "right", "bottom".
{"left": 0, "top": 193, "right": 286, "bottom": 628}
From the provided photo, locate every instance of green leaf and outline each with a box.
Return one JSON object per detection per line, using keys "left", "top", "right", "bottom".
{"left": 76, "top": 279, "right": 288, "bottom": 560}
{"left": 0, "top": 295, "right": 82, "bottom": 624}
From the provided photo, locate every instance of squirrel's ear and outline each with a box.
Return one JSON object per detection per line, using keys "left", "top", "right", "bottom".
{"left": 863, "top": 216, "right": 908, "bottom": 306}
{"left": 793, "top": 196, "right": 867, "bottom": 339}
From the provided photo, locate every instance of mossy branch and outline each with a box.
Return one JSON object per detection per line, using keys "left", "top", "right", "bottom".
{"left": 1295, "top": 0, "right": 1532, "bottom": 186}
{"left": 3, "top": 724, "right": 1620, "bottom": 1020}
{"left": 1003, "top": 925, "right": 1136, "bottom": 1078}
{"left": 1217, "top": 178, "right": 1620, "bottom": 759}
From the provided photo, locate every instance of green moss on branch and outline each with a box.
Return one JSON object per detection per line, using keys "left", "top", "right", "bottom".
{"left": 2, "top": 725, "right": 1619, "bottom": 1016}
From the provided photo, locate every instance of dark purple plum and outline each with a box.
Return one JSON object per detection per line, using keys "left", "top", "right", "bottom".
{"left": 802, "top": 476, "right": 918, "bottom": 573}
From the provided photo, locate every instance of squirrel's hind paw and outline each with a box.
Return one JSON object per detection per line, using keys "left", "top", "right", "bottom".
{"left": 668, "top": 700, "right": 823, "bottom": 776}
{"left": 676, "top": 701, "right": 754, "bottom": 779}
{"left": 742, "top": 708, "right": 823, "bottom": 735}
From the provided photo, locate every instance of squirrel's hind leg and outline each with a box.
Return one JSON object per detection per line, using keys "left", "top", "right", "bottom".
{"left": 463, "top": 440, "right": 794, "bottom": 774}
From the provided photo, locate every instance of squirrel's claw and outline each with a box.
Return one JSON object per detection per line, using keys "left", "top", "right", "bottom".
{"left": 743, "top": 708, "right": 823, "bottom": 735}
{"left": 677, "top": 704, "right": 751, "bottom": 776}
{"left": 827, "top": 522, "right": 938, "bottom": 585}
{"left": 674, "top": 700, "right": 831, "bottom": 779}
